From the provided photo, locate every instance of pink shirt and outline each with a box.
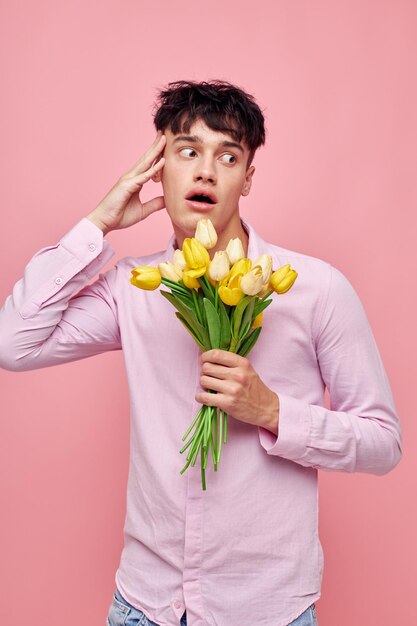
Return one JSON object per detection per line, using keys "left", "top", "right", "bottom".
{"left": 0, "top": 217, "right": 402, "bottom": 626}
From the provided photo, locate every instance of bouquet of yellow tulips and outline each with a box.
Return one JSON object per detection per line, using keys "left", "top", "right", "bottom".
{"left": 130, "top": 219, "right": 298, "bottom": 490}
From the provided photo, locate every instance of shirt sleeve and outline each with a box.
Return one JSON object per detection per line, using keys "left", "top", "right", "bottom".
{"left": 0, "top": 218, "right": 122, "bottom": 371}
{"left": 258, "top": 265, "right": 403, "bottom": 476}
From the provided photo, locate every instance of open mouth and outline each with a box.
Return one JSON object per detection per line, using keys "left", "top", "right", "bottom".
{"left": 186, "top": 191, "right": 217, "bottom": 205}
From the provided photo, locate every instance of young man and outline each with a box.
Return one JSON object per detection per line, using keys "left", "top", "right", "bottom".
{"left": 0, "top": 81, "right": 402, "bottom": 626}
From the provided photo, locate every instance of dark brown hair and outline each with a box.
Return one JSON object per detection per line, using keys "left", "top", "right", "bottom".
{"left": 153, "top": 80, "right": 266, "bottom": 165}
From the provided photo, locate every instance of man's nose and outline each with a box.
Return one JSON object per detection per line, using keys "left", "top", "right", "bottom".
{"left": 194, "top": 157, "right": 217, "bottom": 184}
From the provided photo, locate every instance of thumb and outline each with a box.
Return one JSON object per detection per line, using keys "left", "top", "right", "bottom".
{"left": 141, "top": 195, "right": 166, "bottom": 219}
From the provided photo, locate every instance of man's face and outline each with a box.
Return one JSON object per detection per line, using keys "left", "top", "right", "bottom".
{"left": 154, "top": 119, "right": 255, "bottom": 246}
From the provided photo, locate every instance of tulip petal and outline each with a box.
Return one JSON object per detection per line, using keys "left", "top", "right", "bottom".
{"left": 182, "top": 272, "right": 200, "bottom": 289}
{"left": 218, "top": 286, "right": 244, "bottom": 306}
{"left": 185, "top": 266, "right": 207, "bottom": 279}
{"left": 130, "top": 266, "right": 161, "bottom": 290}
{"left": 275, "top": 270, "right": 298, "bottom": 293}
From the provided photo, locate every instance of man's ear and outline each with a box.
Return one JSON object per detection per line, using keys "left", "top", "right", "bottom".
{"left": 241, "top": 165, "right": 255, "bottom": 196}
{"left": 151, "top": 154, "right": 164, "bottom": 182}
{"left": 152, "top": 169, "right": 162, "bottom": 183}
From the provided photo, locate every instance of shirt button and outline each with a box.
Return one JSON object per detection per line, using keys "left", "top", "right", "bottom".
{"left": 55, "top": 277, "right": 63, "bottom": 285}
{"left": 174, "top": 600, "right": 182, "bottom": 609}
{"left": 88, "top": 243, "right": 96, "bottom": 252}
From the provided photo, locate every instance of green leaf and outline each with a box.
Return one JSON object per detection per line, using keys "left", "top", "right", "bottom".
{"left": 175, "top": 313, "right": 206, "bottom": 351}
{"left": 174, "top": 291, "right": 195, "bottom": 309}
{"left": 198, "top": 275, "right": 215, "bottom": 303}
{"left": 253, "top": 298, "right": 273, "bottom": 318}
{"left": 161, "top": 277, "right": 190, "bottom": 295}
{"left": 238, "top": 297, "right": 256, "bottom": 340}
{"left": 203, "top": 298, "right": 221, "bottom": 349}
{"left": 237, "top": 326, "right": 262, "bottom": 358}
{"left": 217, "top": 299, "right": 231, "bottom": 349}
{"left": 231, "top": 295, "right": 252, "bottom": 340}
{"left": 198, "top": 289, "right": 207, "bottom": 327}
{"left": 161, "top": 290, "right": 210, "bottom": 348}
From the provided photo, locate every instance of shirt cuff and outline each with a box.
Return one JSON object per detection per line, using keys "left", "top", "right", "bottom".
{"left": 258, "top": 393, "right": 311, "bottom": 460}
{"left": 19, "top": 218, "right": 115, "bottom": 320}
{"left": 59, "top": 217, "right": 114, "bottom": 276}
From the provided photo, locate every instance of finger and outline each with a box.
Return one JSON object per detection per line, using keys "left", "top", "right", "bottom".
{"left": 129, "top": 157, "right": 165, "bottom": 189}
{"left": 195, "top": 391, "right": 224, "bottom": 407}
{"left": 141, "top": 195, "right": 165, "bottom": 218}
{"left": 127, "top": 134, "right": 166, "bottom": 177}
{"left": 200, "top": 375, "right": 229, "bottom": 394}
{"left": 200, "top": 349, "right": 244, "bottom": 367}
{"left": 201, "top": 361, "right": 233, "bottom": 379}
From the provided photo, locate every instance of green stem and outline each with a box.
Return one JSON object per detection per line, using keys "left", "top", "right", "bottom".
{"left": 214, "top": 408, "right": 218, "bottom": 468}
{"left": 215, "top": 281, "right": 219, "bottom": 312}
{"left": 229, "top": 338, "right": 238, "bottom": 353}
{"left": 181, "top": 405, "right": 204, "bottom": 442}
{"left": 191, "top": 288, "right": 203, "bottom": 325}
{"left": 161, "top": 277, "right": 190, "bottom": 294}
{"left": 179, "top": 436, "right": 194, "bottom": 455}
{"left": 190, "top": 433, "right": 203, "bottom": 467}
{"left": 179, "top": 458, "right": 192, "bottom": 475}
{"left": 260, "top": 289, "right": 273, "bottom": 301}
{"left": 201, "top": 447, "right": 206, "bottom": 490}
{"left": 211, "top": 427, "right": 218, "bottom": 471}
{"left": 206, "top": 406, "right": 213, "bottom": 450}
{"left": 203, "top": 274, "right": 215, "bottom": 296}
{"left": 217, "top": 409, "right": 223, "bottom": 464}
{"left": 187, "top": 410, "right": 207, "bottom": 465}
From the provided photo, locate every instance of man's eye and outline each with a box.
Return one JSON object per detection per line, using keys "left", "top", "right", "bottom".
{"left": 179, "top": 148, "right": 197, "bottom": 158}
{"left": 220, "top": 153, "right": 236, "bottom": 164}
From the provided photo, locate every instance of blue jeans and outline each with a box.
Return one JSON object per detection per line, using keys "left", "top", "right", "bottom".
{"left": 106, "top": 587, "right": 318, "bottom": 626}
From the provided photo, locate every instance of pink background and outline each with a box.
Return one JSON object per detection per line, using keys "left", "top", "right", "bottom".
{"left": 0, "top": 1, "right": 415, "bottom": 624}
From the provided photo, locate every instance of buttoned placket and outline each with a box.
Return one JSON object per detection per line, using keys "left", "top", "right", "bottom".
{"left": 179, "top": 340, "right": 207, "bottom": 625}
{"left": 165, "top": 220, "right": 259, "bottom": 625}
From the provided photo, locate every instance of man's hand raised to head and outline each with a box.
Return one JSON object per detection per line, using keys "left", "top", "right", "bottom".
{"left": 86, "top": 131, "right": 166, "bottom": 235}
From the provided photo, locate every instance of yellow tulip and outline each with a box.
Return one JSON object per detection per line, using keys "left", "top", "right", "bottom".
{"left": 218, "top": 272, "right": 244, "bottom": 306}
{"left": 184, "top": 266, "right": 206, "bottom": 279}
{"left": 182, "top": 237, "right": 210, "bottom": 269}
{"left": 208, "top": 251, "right": 230, "bottom": 282}
{"left": 173, "top": 249, "right": 187, "bottom": 272}
{"left": 158, "top": 261, "right": 183, "bottom": 282}
{"left": 182, "top": 266, "right": 206, "bottom": 290}
{"left": 240, "top": 266, "right": 265, "bottom": 296}
{"left": 253, "top": 254, "right": 273, "bottom": 284}
{"left": 195, "top": 218, "right": 218, "bottom": 249}
{"left": 228, "top": 257, "right": 252, "bottom": 281}
{"left": 269, "top": 264, "right": 298, "bottom": 294}
{"left": 130, "top": 266, "right": 161, "bottom": 290}
{"left": 225, "top": 237, "right": 245, "bottom": 264}
{"left": 258, "top": 283, "right": 271, "bottom": 297}
{"left": 274, "top": 270, "right": 298, "bottom": 293}
{"left": 252, "top": 312, "right": 263, "bottom": 329}
{"left": 182, "top": 274, "right": 200, "bottom": 290}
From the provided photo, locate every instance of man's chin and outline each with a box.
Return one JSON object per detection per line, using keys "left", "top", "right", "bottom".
{"left": 169, "top": 211, "right": 212, "bottom": 237}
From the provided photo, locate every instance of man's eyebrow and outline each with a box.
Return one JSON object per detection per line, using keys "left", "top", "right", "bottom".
{"left": 220, "top": 141, "right": 244, "bottom": 153}
{"left": 173, "top": 135, "right": 244, "bottom": 153}
{"left": 173, "top": 135, "right": 200, "bottom": 144}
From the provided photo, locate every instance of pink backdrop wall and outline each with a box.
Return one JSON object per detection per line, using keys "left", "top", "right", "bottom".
{"left": 1, "top": 1, "right": 415, "bottom": 624}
